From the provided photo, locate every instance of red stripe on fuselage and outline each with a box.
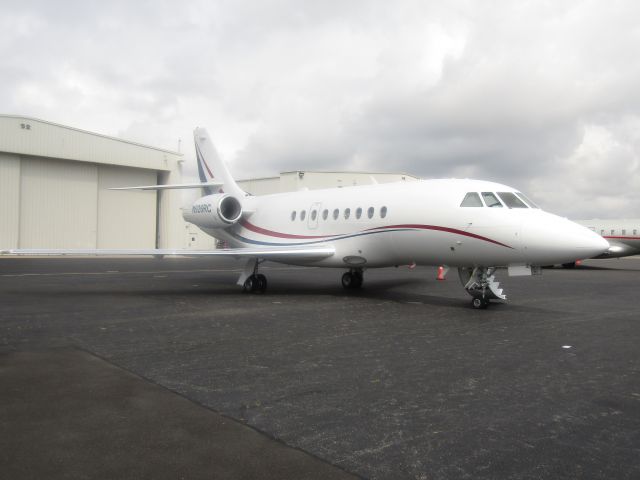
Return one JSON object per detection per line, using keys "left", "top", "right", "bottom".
{"left": 239, "top": 219, "right": 330, "bottom": 239}
{"left": 238, "top": 220, "right": 513, "bottom": 248}
{"left": 604, "top": 236, "right": 640, "bottom": 240}
{"left": 377, "top": 224, "right": 513, "bottom": 249}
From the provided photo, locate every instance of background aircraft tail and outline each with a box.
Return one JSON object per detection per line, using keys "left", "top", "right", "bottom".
{"left": 194, "top": 127, "right": 246, "bottom": 198}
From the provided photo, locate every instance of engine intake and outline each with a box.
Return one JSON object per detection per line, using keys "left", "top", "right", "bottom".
{"left": 183, "top": 194, "right": 243, "bottom": 229}
{"left": 217, "top": 195, "right": 242, "bottom": 223}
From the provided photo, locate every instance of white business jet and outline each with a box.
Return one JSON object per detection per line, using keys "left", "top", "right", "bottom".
{"left": 2, "top": 128, "right": 608, "bottom": 308}
{"left": 574, "top": 219, "right": 640, "bottom": 260}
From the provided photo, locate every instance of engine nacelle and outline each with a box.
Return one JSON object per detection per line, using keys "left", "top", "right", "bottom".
{"left": 183, "top": 194, "right": 243, "bottom": 229}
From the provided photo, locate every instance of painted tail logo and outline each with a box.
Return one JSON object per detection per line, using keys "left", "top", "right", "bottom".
{"left": 195, "top": 141, "right": 217, "bottom": 195}
{"left": 194, "top": 128, "right": 245, "bottom": 198}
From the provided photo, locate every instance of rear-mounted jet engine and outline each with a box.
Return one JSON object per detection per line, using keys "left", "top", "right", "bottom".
{"left": 184, "top": 193, "right": 242, "bottom": 228}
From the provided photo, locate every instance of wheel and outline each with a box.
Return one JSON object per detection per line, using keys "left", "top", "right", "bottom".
{"left": 341, "top": 272, "right": 353, "bottom": 289}
{"left": 256, "top": 274, "right": 267, "bottom": 293}
{"left": 243, "top": 275, "right": 255, "bottom": 293}
{"left": 562, "top": 262, "right": 576, "bottom": 269}
{"left": 342, "top": 271, "right": 363, "bottom": 289}
{"left": 471, "top": 297, "right": 488, "bottom": 309}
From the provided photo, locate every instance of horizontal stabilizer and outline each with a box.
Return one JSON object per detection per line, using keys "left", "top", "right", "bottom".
{"left": 109, "top": 182, "right": 223, "bottom": 191}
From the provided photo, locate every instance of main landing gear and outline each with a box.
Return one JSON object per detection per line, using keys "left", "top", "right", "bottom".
{"left": 342, "top": 268, "right": 363, "bottom": 289}
{"left": 239, "top": 258, "right": 267, "bottom": 294}
{"left": 238, "top": 262, "right": 365, "bottom": 293}
{"left": 243, "top": 273, "right": 267, "bottom": 293}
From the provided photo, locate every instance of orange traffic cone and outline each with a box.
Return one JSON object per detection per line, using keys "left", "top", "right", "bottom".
{"left": 437, "top": 266, "right": 445, "bottom": 281}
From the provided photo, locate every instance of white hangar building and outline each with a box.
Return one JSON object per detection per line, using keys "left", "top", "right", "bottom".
{"left": 237, "top": 170, "right": 417, "bottom": 196}
{"left": 0, "top": 115, "right": 184, "bottom": 250}
{"left": 1, "top": 115, "right": 419, "bottom": 251}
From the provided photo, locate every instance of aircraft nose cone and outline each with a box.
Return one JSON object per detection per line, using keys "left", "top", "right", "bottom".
{"left": 587, "top": 233, "right": 610, "bottom": 257}
{"left": 522, "top": 214, "right": 610, "bottom": 264}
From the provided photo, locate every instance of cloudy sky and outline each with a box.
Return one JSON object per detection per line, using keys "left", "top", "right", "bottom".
{"left": 2, "top": 0, "right": 639, "bottom": 218}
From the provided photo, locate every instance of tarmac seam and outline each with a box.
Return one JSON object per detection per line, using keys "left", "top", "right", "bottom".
{"left": 75, "top": 345, "right": 366, "bottom": 480}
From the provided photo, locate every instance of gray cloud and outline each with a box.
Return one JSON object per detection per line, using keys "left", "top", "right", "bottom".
{"left": 2, "top": 0, "right": 639, "bottom": 218}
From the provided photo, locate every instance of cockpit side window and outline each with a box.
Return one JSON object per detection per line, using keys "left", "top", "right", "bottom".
{"left": 497, "top": 192, "right": 528, "bottom": 208}
{"left": 460, "top": 192, "right": 483, "bottom": 207}
{"left": 515, "top": 192, "right": 540, "bottom": 209}
{"left": 481, "top": 192, "right": 503, "bottom": 208}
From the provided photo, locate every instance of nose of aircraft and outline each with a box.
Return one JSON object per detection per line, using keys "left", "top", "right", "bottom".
{"left": 522, "top": 213, "right": 609, "bottom": 265}
{"left": 581, "top": 229, "right": 611, "bottom": 257}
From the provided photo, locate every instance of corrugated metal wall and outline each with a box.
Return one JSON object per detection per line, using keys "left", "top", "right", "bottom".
{"left": 237, "top": 177, "right": 281, "bottom": 195}
{"left": 0, "top": 153, "right": 20, "bottom": 249}
{"left": 19, "top": 157, "right": 99, "bottom": 248}
{"left": 0, "top": 115, "right": 178, "bottom": 172}
{"left": 97, "top": 166, "right": 157, "bottom": 248}
{"left": 0, "top": 155, "right": 159, "bottom": 249}
{"left": 1, "top": 116, "right": 185, "bottom": 250}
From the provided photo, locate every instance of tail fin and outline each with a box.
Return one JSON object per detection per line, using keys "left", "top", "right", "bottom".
{"left": 194, "top": 127, "right": 246, "bottom": 198}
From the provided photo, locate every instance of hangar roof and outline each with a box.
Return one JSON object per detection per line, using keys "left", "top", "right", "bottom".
{"left": 0, "top": 114, "right": 182, "bottom": 171}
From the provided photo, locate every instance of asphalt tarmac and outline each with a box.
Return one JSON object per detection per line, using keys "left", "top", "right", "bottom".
{"left": 1, "top": 257, "right": 639, "bottom": 479}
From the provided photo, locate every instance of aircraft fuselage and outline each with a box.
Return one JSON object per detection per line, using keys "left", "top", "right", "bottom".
{"left": 186, "top": 179, "right": 607, "bottom": 269}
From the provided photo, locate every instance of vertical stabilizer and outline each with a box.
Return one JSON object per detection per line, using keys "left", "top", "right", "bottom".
{"left": 194, "top": 127, "right": 246, "bottom": 198}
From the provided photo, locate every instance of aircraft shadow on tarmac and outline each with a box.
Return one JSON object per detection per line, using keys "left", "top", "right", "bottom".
{"left": 548, "top": 264, "right": 640, "bottom": 272}
{"left": 19, "top": 275, "right": 563, "bottom": 315}
{"left": 585, "top": 264, "right": 640, "bottom": 271}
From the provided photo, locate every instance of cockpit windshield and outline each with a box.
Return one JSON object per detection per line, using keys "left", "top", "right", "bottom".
{"left": 515, "top": 192, "right": 539, "bottom": 209}
{"left": 496, "top": 192, "right": 528, "bottom": 208}
{"left": 481, "top": 192, "right": 503, "bottom": 208}
{"left": 461, "top": 191, "right": 540, "bottom": 209}
{"left": 460, "top": 192, "right": 483, "bottom": 207}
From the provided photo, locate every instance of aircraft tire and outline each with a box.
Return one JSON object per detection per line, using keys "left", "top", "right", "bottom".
{"left": 342, "top": 272, "right": 354, "bottom": 289}
{"left": 472, "top": 297, "right": 488, "bottom": 309}
{"left": 243, "top": 275, "right": 255, "bottom": 293}
{"left": 353, "top": 271, "right": 363, "bottom": 288}
{"left": 342, "top": 271, "right": 363, "bottom": 289}
{"left": 256, "top": 274, "right": 267, "bottom": 293}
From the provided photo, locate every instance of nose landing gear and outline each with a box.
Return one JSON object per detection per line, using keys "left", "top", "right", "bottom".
{"left": 471, "top": 296, "right": 490, "bottom": 309}
{"left": 342, "top": 268, "right": 364, "bottom": 289}
{"left": 458, "top": 266, "right": 506, "bottom": 309}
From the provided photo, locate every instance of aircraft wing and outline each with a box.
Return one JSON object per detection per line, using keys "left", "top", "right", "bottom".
{"left": 0, "top": 245, "right": 334, "bottom": 261}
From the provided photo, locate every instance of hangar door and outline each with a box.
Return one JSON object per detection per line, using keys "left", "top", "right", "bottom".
{"left": 97, "top": 166, "right": 156, "bottom": 248}
{"left": 18, "top": 157, "right": 158, "bottom": 249}
{"left": 20, "top": 157, "right": 98, "bottom": 248}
